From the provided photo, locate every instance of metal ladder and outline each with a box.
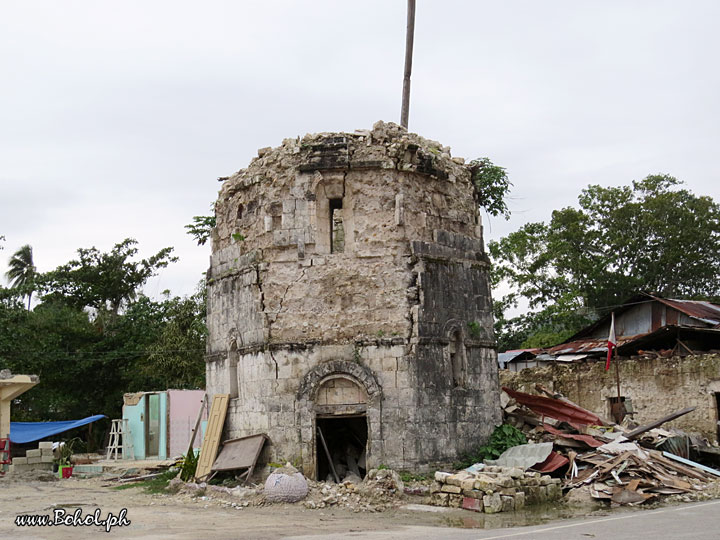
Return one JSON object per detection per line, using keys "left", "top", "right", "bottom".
{"left": 106, "top": 419, "right": 135, "bottom": 460}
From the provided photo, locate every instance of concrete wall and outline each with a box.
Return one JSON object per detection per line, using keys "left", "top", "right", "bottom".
{"left": 501, "top": 353, "right": 720, "bottom": 442}
{"left": 123, "top": 394, "right": 146, "bottom": 460}
{"left": 122, "top": 392, "right": 168, "bottom": 460}
{"left": 168, "top": 389, "right": 207, "bottom": 457}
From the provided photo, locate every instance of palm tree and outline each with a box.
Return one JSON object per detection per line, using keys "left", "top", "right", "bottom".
{"left": 6, "top": 244, "right": 36, "bottom": 309}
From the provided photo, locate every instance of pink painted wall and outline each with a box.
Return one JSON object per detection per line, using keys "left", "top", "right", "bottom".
{"left": 167, "top": 390, "right": 207, "bottom": 457}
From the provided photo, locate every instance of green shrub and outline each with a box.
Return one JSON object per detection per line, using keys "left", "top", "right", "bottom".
{"left": 455, "top": 424, "right": 526, "bottom": 469}
{"left": 180, "top": 450, "right": 199, "bottom": 482}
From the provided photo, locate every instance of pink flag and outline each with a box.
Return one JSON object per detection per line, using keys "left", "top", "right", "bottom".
{"left": 605, "top": 312, "right": 616, "bottom": 371}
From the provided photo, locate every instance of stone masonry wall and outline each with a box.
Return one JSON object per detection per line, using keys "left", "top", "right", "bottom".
{"left": 207, "top": 121, "right": 501, "bottom": 476}
{"left": 501, "top": 354, "right": 720, "bottom": 442}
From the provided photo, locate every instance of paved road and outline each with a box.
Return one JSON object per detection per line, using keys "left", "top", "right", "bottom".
{"left": 288, "top": 499, "right": 720, "bottom": 540}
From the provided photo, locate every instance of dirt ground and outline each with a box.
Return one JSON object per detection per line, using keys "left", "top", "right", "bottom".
{"left": 2, "top": 472, "right": 717, "bottom": 539}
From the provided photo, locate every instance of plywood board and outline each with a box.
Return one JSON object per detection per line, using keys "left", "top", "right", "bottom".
{"left": 211, "top": 434, "right": 268, "bottom": 472}
{"left": 194, "top": 394, "right": 229, "bottom": 481}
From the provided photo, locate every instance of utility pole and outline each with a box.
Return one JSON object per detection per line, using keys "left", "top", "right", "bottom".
{"left": 400, "top": 0, "right": 416, "bottom": 129}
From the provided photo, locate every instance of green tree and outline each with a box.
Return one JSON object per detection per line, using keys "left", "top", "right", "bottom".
{"left": 6, "top": 244, "right": 36, "bottom": 309}
{"left": 490, "top": 175, "right": 720, "bottom": 349}
{"left": 185, "top": 214, "right": 216, "bottom": 246}
{"left": 469, "top": 158, "right": 512, "bottom": 219}
{"left": 41, "top": 239, "right": 177, "bottom": 318}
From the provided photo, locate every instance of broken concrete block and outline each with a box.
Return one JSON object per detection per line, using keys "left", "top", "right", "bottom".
{"left": 26, "top": 449, "right": 41, "bottom": 458}
{"left": 514, "top": 491, "right": 526, "bottom": 509}
{"left": 460, "top": 478, "right": 476, "bottom": 491}
{"left": 430, "top": 481, "right": 442, "bottom": 493}
{"left": 507, "top": 467, "right": 524, "bottom": 479}
{"left": 462, "top": 496, "right": 484, "bottom": 513}
{"left": 501, "top": 495, "right": 514, "bottom": 512}
{"left": 450, "top": 495, "right": 463, "bottom": 508}
{"left": 434, "top": 471, "right": 451, "bottom": 483}
{"left": 540, "top": 475, "right": 552, "bottom": 486}
{"left": 499, "top": 487, "right": 517, "bottom": 496}
{"left": 497, "top": 475, "right": 514, "bottom": 488}
{"left": 482, "top": 493, "right": 503, "bottom": 514}
{"left": 446, "top": 472, "right": 472, "bottom": 487}
{"left": 462, "top": 489, "right": 483, "bottom": 499}
{"left": 38, "top": 442, "right": 53, "bottom": 450}
{"left": 12, "top": 457, "right": 27, "bottom": 465}
{"left": 546, "top": 483, "right": 563, "bottom": 500}
{"left": 526, "top": 486, "right": 546, "bottom": 505}
{"left": 441, "top": 484, "right": 462, "bottom": 494}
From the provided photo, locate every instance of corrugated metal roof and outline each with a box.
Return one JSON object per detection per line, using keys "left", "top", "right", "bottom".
{"left": 547, "top": 335, "right": 639, "bottom": 355}
{"left": 653, "top": 297, "right": 720, "bottom": 325}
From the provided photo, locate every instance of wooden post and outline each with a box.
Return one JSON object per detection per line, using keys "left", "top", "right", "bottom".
{"left": 185, "top": 394, "right": 207, "bottom": 457}
{"left": 400, "top": 0, "right": 416, "bottom": 129}
{"left": 317, "top": 426, "right": 340, "bottom": 483}
{"left": 615, "top": 345, "right": 621, "bottom": 400}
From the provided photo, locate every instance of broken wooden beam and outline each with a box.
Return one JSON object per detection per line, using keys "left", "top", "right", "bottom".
{"left": 624, "top": 407, "right": 696, "bottom": 440}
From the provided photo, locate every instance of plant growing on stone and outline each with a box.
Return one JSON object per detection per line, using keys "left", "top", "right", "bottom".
{"left": 468, "top": 157, "right": 512, "bottom": 220}
{"left": 455, "top": 424, "right": 526, "bottom": 468}
{"left": 467, "top": 320, "right": 482, "bottom": 339}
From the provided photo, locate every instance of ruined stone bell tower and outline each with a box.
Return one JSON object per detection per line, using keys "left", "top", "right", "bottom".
{"left": 206, "top": 121, "right": 501, "bottom": 478}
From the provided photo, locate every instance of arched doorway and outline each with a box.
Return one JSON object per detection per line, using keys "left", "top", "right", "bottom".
{"left": 315, "top": 376, "right": 368, "bottom": 482}
{"left": 296, "top": 360, "right": 382, "bottom": 481}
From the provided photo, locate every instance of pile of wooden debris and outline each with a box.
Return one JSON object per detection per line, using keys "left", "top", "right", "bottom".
{"left": 501, "top": 385, "right": 720, "bottom": 506}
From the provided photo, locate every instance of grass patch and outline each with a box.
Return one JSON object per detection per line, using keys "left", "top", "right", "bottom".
{"left": 399, "top": 471, "right": 430, "bottom": 483}
{"left": 112, "top": 469, "right": 179, "bottom": 494}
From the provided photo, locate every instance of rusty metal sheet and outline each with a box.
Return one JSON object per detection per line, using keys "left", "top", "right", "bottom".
{"left": 502, "top": 387, "right": 605, "bottom": 426}
{"left": 655, "top": 297, "right": 720, "bottom": 325}
{"left": 211, "top": 433, "right": 268, "bottom": 472}
{"left": 532, "top": 450, "right": 569, "bottom": 473}
{"left": 547, "top": 336, "right": 637, "bottom": 356}
{"left": 541, "top": 423, "right": 605, "bottom": 448}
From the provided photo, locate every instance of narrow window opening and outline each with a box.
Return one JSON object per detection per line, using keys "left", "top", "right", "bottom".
{"left": 236, "top": 204, "right": 244, "bottom": 220}
{"left": 449, "top": 330, "right": 465, "bottom": 388}
{"left": 715, "top": 393, "right": 720, "bottom": 443}
{"left": 329, "top": 198, "right": 344, "bottom": 253}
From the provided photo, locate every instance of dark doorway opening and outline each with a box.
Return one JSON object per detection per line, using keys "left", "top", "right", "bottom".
{"left": 316, "top": 415, "right": 367, "bottom": 482}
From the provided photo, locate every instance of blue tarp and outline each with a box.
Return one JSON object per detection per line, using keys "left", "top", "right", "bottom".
{"left": 9, "top": 415, "right": 107, "bottom": 444}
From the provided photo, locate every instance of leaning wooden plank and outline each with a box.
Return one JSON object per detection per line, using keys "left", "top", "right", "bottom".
{"left": 194, "top": 394, "right": 230, "bottom": 482}
{"left": 624, "top": 407, "right": 696, "bottom": 440}
{"left": 185, "top": 393, "right": 207, "bottom": 458}
{"left": 662, "top": 451, "right": 720, "bottom": 478}
{"left": 117, "top": 472, "right": 164, "bottom": 484}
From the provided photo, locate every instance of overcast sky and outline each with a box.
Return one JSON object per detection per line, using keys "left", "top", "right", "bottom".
{"left": 2, "top": 1, "right": 719, "bottom": 300}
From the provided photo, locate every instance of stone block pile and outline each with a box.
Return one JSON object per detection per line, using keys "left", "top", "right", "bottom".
{"left": 430, "top": 466, "right": 562, "bottom": 513}
{"left": 9, "top": 442, "right": 54, "bottom": 473}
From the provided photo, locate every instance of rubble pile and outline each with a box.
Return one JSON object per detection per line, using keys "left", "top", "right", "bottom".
{"left": 302, "top": 468, "right": 405, "bottom": 512}
{"left": 167, "top": 467, "right": 406, "bottom": 513}
{"left": 430, "top": 466, "right": 562, "bottom": 513}
{"left": 501, "top": 385, "right": 720, "bottom": 507}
